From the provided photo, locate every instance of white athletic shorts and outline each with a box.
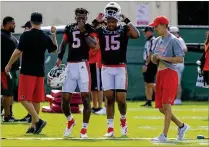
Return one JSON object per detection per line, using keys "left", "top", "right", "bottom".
{"left": 101, "top": 65, "right": 128, "bottom": 91}
{"left": 176, "top": 63, "right": 185, "bottom": 85}
{"left": 62, "top": 61, "right": 91, "bottom": 93}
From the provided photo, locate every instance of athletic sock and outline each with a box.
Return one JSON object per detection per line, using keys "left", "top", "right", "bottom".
{"left": 120, "top": 114, "right": 126, "bottom": 119}
{"left": 82, "top": 123, "right": 88, "bottom": 129}
{"left": 67, "top": 115, "right": 73, "bottom": 121}
{"left": 107, "top": 119, "right": 114, "bottom": 128}
{"left": 179, "top": 123, "right": 184, "bottom": 128}
{"left": 163, "top": 133, "right": 167, "bottom": 137}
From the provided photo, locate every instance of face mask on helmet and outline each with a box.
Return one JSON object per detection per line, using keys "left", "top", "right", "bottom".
{"left": 104, "top": 2, "right": 121, "bottom": 21}
{"left": 47, "top": 64, "right": 67, "bottom": 89}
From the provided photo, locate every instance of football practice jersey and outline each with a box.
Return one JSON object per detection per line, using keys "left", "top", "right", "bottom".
{"left": 97, "top": 25, "right": 129, "bottom": 65}
{"left": 62, "top": 23, "right": 94, "bottom": 62}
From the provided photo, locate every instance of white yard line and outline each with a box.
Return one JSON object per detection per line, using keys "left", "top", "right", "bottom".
{"left": 1, "top": 137, "right": 208, "bottom": 142}
{"left": 133, "top": 116, "right": 208, "bottom": 120}
{"left": 2, "top": 137, "right": 208, "bottom": 146}
{"left": 129, "top": 108, "right": 208, "bottom": 111}
{"left": 138, "top": 126, "right": 208, "bottom": 131}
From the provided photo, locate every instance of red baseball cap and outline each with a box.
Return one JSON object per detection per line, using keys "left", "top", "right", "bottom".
{"left": 149, "top": 16, "right": 169, "bottom": 27}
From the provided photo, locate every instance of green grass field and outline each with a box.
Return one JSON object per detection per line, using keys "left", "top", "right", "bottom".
{"left": 1, "top": 102, "right": 208, "bottom": 147}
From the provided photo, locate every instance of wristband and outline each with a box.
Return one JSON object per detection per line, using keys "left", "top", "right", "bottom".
{"left": 124, "top": 18, "right": 131, "bottom": 24}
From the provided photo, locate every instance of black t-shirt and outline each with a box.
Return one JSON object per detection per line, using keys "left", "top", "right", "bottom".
{"left": 1, "top": 29, "right": 19, "bottom": 71}
{"left": 97, "top": 25, "right": 129, "bottom": 65}
{"left": 18, "top": 28, "right": 57, "bottom": 77}
{"left": 58, "top": 23, "right": 94, "bottom": 62}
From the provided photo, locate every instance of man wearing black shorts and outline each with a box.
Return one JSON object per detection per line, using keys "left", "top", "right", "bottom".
{"left": 1, "top": 16, "right": 19, "bottom": 122}
{"left": 141, "top": 26, "right": 157, "bottom": 107}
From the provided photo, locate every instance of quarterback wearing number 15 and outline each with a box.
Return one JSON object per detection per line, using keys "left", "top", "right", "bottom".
{"left": 96, "top": 2, "right": 140, "bottom": 137}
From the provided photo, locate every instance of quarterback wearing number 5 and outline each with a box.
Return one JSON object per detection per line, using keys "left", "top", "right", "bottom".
{"left": 56, "top": 8, "right": 96, "bottom": 138}
{"left": 96, "top": 2, "right": 140, "bottom": 137}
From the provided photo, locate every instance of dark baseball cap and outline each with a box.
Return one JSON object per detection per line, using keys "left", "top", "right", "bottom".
{"left": 21, "top": 21, "right": 32, "bottom": 28}
{"left": 30, "top": 12, "right": 42, "bottom": 24}
{"left": 143, "top": 26, "right": 154, "bottom": 32}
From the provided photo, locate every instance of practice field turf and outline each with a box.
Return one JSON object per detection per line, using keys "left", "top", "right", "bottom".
{"left": 1, "top": 102, "right": 208, "bottom": 147}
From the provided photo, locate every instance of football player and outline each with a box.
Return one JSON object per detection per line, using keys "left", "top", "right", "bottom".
{"left": 96, "top": 2, "right": 140, "bottom": 137}
{"left": 56, "top": 8, "right": 96, "bottom": 138}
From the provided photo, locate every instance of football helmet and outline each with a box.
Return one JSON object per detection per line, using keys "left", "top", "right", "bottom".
{"left": 104, "top": 2, "right": 121, "bottom": 21}
{"left": 47, "top": 64, "right": 67, "bottom": 89}
{"left": 169, "top": 26, "right": 179, "bottom": 33}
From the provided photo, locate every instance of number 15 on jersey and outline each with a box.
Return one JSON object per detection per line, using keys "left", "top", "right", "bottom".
{"left": 105, "top": 34, "right": 120, "bottom": 51}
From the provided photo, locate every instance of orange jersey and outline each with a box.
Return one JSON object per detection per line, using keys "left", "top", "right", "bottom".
{"left": 88, "top": 32, "right": 102, "bottom": 68}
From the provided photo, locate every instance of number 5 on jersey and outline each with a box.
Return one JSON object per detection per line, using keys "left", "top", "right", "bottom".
{"left": 105, "top": 35, "right": 120, "bottom": 51}
{"left": 72, "top": 31, "right": 81, "bottom": 48}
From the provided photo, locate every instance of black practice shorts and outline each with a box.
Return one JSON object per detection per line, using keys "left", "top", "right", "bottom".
{"left": 90, "top": 63, "right": 102, "bottom": 91}
{"left": 203, "top": 70, "right": 209, "bottom": 86}
{"left": 143, "top": 61, "right": 157, "bottom": 83}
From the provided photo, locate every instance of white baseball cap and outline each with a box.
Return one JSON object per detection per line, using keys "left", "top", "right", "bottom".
{"left": 169, "top": 26, "right": 179, "bottom": 33}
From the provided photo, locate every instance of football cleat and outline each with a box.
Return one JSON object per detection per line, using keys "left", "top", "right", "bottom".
{"left": 64, "top": 118, "right": 76, "bottom": 137}
{"left": 104, "top": 127, "right": 114, "bottom": 137}
{"left": 80, "top": 128, "right": 88, "bottom": 138}
{"left": 95, "top": 107, "right": 106, "bottom": 115}
{"left": 120, "top": 118, "right": 128, "bottom": 136}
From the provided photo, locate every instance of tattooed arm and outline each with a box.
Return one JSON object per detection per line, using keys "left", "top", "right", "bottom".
{"left": 78, "top": 22, "right": 97, "bottom": 49}
{"left": 121, "top": 14, "right": 140, "bottom": 39}
{"left": 85, "top": 35, "right": 97, "bottom": 49}
{"left": 127, "top": 23, "right": 140, "bottom": 39}
{"left": 56, "top": 33, "right": 68, "bottom": 66}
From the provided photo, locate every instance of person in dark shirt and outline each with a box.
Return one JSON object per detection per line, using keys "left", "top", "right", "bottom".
{"left": 56, "top": 8, "right": 96, "bottom": 138}
{"left": 21, "top": 21, "right": 32, "bottom": 31}
{"left": 96, "top": 2, "right": 140, "bottom": 137}
{"left": 1, "top": 16, "right": 19, "bottom": 122}
{"left": 5, "top": 12, "right": 58, "bottom": 134}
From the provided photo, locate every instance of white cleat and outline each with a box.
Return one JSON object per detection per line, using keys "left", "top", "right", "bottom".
{"left": 64, "top": 118, "right": 76, "bottom": 137}
{"left": 151, "top": 133, "right": 167, "bottom": 142}
{"left": 120, "top": 118, "right": 128, "bottom": 136}
{"left": 104, "top": 128, "right": 114, "bottom": 137}
{"left": 95, "top": 107, "right": 106, "bottom": 115}
{"left": 177, "top": 124, "right": 189, "bottom": 141}
{"left": 80, "top": 128, "right": 88, "bottom": 138}
{"left": 174, "top": 99, "right": 182, "bottom": 105}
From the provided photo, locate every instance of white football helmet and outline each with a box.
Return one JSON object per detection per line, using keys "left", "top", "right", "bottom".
{"left": 47, "top": 64, "right": 67, "bottom": 89}
{"left": 169, "top": 26, "right": 179, "bottom": 33}
{"left": 104, "top": 2, "right": 121, "bottom": 21}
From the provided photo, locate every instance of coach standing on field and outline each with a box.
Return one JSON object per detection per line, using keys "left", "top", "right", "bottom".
{"left": 150, "top": 16, "right": 189, "bottom": 141}
{"left": 5, "top": 12, "right": 58, "bottom": 134}
{"left": 1, "top": 16, "right": 19, "bottom": 122}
